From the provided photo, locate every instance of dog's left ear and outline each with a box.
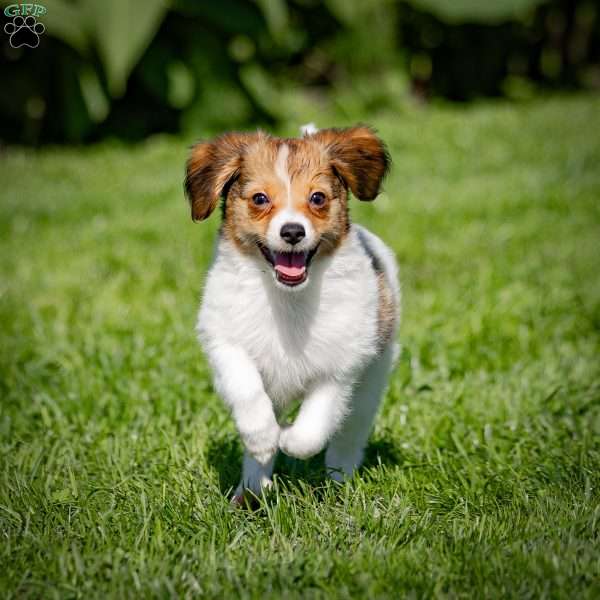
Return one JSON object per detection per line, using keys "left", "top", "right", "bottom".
{"left": 185, "top": 132, "right": 253, "bottom": 221}
{"left": 315, "top": 126, "right": 390, "bottom": 201}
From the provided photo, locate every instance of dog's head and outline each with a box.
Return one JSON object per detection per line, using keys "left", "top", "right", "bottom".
{"left": 185, "top": 126, "right": 390, "bottom": 289}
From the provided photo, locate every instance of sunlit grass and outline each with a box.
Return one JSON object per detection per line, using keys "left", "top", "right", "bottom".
{"left": 1, "top": 95, "right": 599, "bottom": 598}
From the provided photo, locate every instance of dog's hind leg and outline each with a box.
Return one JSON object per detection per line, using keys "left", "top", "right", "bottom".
{"left": 325, "top": 342, "right": 397, "bottom": 481}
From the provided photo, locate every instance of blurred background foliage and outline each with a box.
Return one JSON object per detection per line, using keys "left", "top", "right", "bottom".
{"left": 1, "top": 0, "right": 598, "bottom": 144}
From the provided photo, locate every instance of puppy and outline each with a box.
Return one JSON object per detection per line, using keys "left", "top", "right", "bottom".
{"left": 185, "top": 126, "right": 400, "bottom": 502}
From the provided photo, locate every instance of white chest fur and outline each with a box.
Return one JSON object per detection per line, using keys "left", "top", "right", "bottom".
{"left": 197, "top": 226, "right": 381, "bottom": 406}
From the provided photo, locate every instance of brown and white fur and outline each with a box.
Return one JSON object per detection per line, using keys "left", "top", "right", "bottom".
{"left": 185, "top": 125, "right": 400, "bottom": 502}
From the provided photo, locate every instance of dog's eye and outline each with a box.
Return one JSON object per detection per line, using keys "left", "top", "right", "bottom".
{"left": 252, "top": 193, "right": 270, "bottom": 207}
{"left": 309, "top": 192, "right": 326, "bottom": 207}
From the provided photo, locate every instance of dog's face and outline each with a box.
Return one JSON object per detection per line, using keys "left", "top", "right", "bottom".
{"left": 185, "top": 127, "right": 389, "bottom": 289}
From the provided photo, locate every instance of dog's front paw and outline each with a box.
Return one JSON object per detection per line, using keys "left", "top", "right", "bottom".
{"left": 232, "top": 476, "right": 273, "bottom": 507}
{"left": 279, "top": 425, "right": 325, "bottom": 459}
{"left": 240, "top": 420, "right": 280, "bottom": 465}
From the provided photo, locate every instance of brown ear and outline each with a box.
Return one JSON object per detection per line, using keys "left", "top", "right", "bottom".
{"left": 315, "top": 126, "right": 390, "bottom": 200}
{"left": 184, "top": 132, "right": 253, "bottom": 221}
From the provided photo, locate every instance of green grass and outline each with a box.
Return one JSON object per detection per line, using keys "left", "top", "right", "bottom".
{"left": 1, "top": 94, "right": 600, "bottom": 599}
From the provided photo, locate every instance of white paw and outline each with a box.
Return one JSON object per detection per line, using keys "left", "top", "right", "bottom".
{"left": 240, "top": 420, "right": 280, "bottom": 465}
{"left": 232, "top": 476, "right": 273, "bottom": 505}
{"left": 279, "top": 425, "right": 325, "bottom": 459}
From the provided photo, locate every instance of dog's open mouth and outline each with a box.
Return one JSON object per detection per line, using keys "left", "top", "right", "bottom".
{"left": 258, "top": 244, "right": 319, "bottom": 286}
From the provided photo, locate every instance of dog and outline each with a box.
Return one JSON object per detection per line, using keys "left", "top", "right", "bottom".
{"left": 185, "top": 125, "right": 400, "bottom": 502}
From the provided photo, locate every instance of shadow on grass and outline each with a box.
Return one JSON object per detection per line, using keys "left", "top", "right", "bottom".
{"left": 363, "top": 436, "right": 406, "bottom": 470}
{"left": 205, "top": 434, "right": 243, "bottom": 494}
{"left": 206, "top": 432, "right": 405, "bottom": 497}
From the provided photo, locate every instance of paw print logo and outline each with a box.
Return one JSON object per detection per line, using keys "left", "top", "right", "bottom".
{"left": 4, "top": 15, "right": 45, "bottom": 49}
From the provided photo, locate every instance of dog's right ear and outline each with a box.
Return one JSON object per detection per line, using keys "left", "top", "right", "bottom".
{"left": 185, "top": 132, "right": 253, "bottom": 221}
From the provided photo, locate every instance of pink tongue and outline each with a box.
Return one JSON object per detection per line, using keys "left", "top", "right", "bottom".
{"left": 274, "top": 252, "right": 306, "bottom": 278}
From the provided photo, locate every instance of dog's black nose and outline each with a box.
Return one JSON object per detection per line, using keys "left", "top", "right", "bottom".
{"left": 280, "top": 223, "right": 306, "bottom": 245}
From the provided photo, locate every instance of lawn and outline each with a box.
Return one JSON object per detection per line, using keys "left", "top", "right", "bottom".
{"left": 1, "top": 95, "right": 599, "bottom": 598}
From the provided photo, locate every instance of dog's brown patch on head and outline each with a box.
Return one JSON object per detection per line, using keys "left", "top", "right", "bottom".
{"left": 222, "top": 138, "right": 283, "bottom": 251}
{"left": 285, "top": 138, "right": 352, "bottom": 254}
